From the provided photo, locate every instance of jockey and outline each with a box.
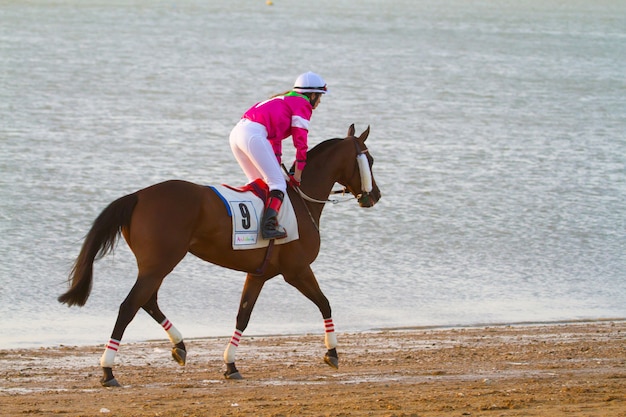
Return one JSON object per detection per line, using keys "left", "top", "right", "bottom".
{"left": 229, "top": 71, "right": 328, "bottom": 239}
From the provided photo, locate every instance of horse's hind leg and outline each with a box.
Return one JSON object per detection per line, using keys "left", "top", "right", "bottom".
{"left": 223, "top": 273, "right": 269, "bottom": 380}
{"left": 283, "top": 266, "right": 339, "bottom": 369}
{"left": 100, "top": 273, "right": 168, "bottom": 387}
{"left": 142, "top": 293, "right": 187, "bottom": 366}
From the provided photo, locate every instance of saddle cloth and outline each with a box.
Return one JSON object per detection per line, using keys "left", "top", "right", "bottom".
{"left": 209, "top": 182, "right": 299, "bottom": 250}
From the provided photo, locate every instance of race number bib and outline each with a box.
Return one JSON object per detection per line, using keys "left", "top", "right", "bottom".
{"left": 228, "top": 200, "right": 260, "bottom": 246}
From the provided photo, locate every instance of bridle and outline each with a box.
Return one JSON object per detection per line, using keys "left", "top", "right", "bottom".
{"left": 353, "top": 138, "right": 374, "bottom": 207}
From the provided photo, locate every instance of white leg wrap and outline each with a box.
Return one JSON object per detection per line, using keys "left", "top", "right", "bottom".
{"left": 100, "top": 339, "right": 120, "bottom": 368}
{"left": 161, "top": 318, "right": 183, "bottom": 344}
{"left": 224, "top": 329, "right": 243, "bottom": 363}
{"left": 324, "top": 318, "right": 337, "bottom": 349}
{"left": 325, "top": 331, "right": 338, "bottom": 349}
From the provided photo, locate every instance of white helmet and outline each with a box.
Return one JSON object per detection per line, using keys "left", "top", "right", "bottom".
{"left": 293, "top": 71, "right": 328, "bottom": 94}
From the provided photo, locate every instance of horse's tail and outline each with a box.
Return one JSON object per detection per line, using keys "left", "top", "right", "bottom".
{"left": 58, "top": 192, "right": 138, "bottom": 307}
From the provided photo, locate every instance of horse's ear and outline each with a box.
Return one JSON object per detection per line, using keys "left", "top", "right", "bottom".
{"left": 359, "top": 125, "right": 370, "bottom": 143}
{"left": 347, "top": 124, "right": 355, "bottom": 137}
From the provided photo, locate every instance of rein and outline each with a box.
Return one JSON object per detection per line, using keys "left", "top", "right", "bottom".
{"left": 295, "top": 186, "right": 354, "bottom": 205}
{"left": 281, "top": 164, "right": 354, "bottom": 206}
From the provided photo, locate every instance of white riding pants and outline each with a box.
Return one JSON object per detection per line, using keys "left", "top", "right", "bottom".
{"left": 229, "top": 119, "right": 286, "bottom": 193}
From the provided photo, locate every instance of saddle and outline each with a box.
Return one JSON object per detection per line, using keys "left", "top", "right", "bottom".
{"left": 223, "top": 179, "right": 270, "bottom": 203}
{"left": 209, "top": 180, "right": 299, "bottom": 251}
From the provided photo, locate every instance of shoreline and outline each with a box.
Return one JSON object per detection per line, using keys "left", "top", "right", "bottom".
{"left": 4, "top": 317, "right": 623, "bottom": 351}
{"left": 169, "top": 316, "right": 626, "bottom": 344}
{"left": 1, "top": 320, "right": 624, "bottom": 416}
{"left": 369, "top": 316, "right": 626, "bottom": 333}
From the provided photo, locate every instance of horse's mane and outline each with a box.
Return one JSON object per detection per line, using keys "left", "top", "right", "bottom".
{"left": 307, "top": 138, "right": 342, "bottom": 161}
{"left": 288, "top": 138, "right": 343, "bottom": 172}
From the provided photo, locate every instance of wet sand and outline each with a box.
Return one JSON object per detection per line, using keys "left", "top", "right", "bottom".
{"left": 1, "top": 320, "right": 624, "bottom": 416}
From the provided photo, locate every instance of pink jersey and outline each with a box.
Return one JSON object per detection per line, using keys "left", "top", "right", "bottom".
{"left": 242, "top": 92, "right": 312, "bottom": 170}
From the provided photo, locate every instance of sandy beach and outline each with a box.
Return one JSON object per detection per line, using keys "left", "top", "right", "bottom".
{"left": 1, "top": 320, "right": 624, "bottom": 416}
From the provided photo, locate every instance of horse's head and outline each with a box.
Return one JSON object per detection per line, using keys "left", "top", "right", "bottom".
{"left": 339, "top": 124, "right": 381, "bottom": 208}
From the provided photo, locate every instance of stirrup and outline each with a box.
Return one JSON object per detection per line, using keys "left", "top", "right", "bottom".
{"left": 262, "top": 224, "right": 287, "bottom": 240}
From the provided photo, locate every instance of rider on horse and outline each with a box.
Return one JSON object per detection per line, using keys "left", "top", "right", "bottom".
{"left": 229, "top": 71, "right": 328, "bottom": 239}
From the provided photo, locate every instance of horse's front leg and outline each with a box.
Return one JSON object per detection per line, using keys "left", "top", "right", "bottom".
{"left": 223, "top": 273, "right": 268, "bottom": 380}
{"left": 142, "top": 293, "right": 187, "bottom": 366}
{"left": 283, "top": 266, "right": 339, "bottom": 369}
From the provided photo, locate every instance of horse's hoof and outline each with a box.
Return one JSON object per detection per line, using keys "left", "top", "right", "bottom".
{"left": 324, "top": 354, "right": 339, "bottom": 369}
{"left": 172, "top": 347, "right": 186, "bottom": 366}
{"left": 100, "top": 367, "right": 120, "bottom": 387}
{"left": 224, "top": 371, "right": 243, "bottom": 380}
{"left": 224, "top": 362, "right": 243, "bottom": 380}
{"left": 101, "top": 377, "right": 121, "bottom": 388}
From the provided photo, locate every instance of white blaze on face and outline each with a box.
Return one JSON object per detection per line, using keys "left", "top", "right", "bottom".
{"left": 356, "top": 153, "right": 373, "bottom": 193}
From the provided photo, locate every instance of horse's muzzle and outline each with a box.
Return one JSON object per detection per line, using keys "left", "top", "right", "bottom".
{"left": 358, "top": 190, "right": 380, "bottom": 208}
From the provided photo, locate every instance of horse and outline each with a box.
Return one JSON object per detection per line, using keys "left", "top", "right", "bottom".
{"left": 58, "top": 124, "right": 381, "bottom": 387}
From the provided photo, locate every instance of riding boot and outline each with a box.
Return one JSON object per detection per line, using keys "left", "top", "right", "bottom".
{"left": 261, "top": 190, "right": 287, "bottom": 240}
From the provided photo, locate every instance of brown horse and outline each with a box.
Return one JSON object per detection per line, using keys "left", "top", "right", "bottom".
{"left": 58, "top": 124, "right": 381, "bottom": 387}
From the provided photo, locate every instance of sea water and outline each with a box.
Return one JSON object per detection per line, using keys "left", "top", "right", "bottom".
{"left": 1, "top": 0, "right": 625, "bottom": 348}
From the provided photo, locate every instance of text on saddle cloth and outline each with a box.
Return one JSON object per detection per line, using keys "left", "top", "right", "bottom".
{"left": 209, "top": 183, "right": 299, "bottom": 250}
